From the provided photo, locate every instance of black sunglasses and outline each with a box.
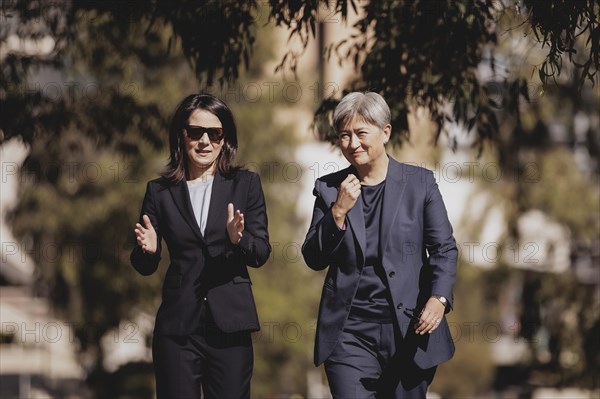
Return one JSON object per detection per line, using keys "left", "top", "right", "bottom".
{"left": 185, "top": 125, "right": 224, "bottom": 142}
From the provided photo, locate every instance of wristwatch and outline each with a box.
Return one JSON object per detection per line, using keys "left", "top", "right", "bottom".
{"left": 432, "top": 295, "right": 447, "bottom": 306}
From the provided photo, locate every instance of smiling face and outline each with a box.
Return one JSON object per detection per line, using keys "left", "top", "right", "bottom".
{"left": 183, "top": 109, "right": 224, "bottom": 178}
{"left": 338, "top": 115, "right": 391, "bottom": 168}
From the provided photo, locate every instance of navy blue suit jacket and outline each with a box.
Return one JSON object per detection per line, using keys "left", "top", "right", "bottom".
{"left": 302, "top": 157, "right": 457, "bottom": 369}
{"left": 131, "top": 170, "right": 271, "bottom": 335}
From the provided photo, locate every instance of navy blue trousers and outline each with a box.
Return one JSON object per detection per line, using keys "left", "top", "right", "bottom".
{"left": 325, "top": 317, "right": 436, "bottom": 399}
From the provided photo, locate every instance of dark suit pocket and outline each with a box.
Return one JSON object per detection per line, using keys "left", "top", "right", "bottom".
{"left": 206, "top": 279, "right": 260, "bottom": 333}
{"left": 413, "top": 317, "right": 455, "bottom": 369}
{"left": 163, "top": 273, "right": 182, "bottom": 289}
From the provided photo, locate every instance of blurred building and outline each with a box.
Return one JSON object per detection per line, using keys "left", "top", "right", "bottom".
{"left": 1, "top": 139, "right": 85, "bottom": 398}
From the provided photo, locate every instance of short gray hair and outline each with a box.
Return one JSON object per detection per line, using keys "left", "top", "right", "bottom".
{"left": 333, "top": 92, "right": 391, "bottom": 132}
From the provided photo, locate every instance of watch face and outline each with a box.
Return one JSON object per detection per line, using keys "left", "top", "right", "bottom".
{"left": 438, "top": 296, "right": 447, "bottom": 304}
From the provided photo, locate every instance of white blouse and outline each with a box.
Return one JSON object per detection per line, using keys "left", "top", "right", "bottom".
{"left": 186, "top": 175, "right": 214, "bottom": 235}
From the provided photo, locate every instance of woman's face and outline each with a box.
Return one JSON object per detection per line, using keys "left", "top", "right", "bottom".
{"left": 183, "top": 109, "right": 224, "bottom": 175}
{"left": 338, "top": 116, "right": 390, "bottom": 168}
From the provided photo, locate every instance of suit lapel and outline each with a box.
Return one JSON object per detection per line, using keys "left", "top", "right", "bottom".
{"left": 379, "top": 157, "right": 408, "bottom": 255}
{"left": 347, "top": 195, "right": 366, "bottom": 266}
{"left": 338, "top": 166, "right": 366, "bottom": 266}
{"left": 168, "top": 178, "right": 205, "bottom": 243}
{"left": 203, "top": 172, "right": 230, "bottom": 242}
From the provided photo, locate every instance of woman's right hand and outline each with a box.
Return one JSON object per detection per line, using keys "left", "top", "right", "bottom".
{"left": 135, "top": 214, "right": 157, "bottom": 254}
{"left": 332, "top": 174, "right": 361, "bottom": 229}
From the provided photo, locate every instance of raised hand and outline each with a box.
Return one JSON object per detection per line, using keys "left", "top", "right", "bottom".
{"left": 227, "top": 203, "right": 244, "bottom": 245}
{"left": 135, "top": 214, "right": 157, "bottom": 254}
{"left": 332, "top": 174, "right": 361, "bottom": 229}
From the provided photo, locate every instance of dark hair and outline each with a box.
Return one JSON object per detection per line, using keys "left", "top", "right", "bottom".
{"left": 161, "top": 94, "right": 240, "bottom": 183}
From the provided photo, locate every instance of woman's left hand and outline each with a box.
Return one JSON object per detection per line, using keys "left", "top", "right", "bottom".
{"left": 415, "top": 297, "right": 446, "bottom": 335}
{"left": 227, "top": 203, "right": 244, "bottom": 245}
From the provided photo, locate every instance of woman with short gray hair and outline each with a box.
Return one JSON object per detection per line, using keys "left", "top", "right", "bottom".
{"left": 303, "top": 91, "right": 457, "bottom": 398}
{"left": 333, "top": 91, "right": 392, "bottom": 132}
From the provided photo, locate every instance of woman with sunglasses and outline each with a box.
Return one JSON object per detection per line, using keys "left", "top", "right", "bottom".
{"left": 131, "top": 93, "right": 271, "bottom": 398}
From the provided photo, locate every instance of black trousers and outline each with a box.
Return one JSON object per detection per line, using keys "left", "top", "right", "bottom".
{"left": 152, "top": 323, "right": 253, "bottom": 399}
{"left": 325, "top": 317, "right": 436, "bottom": 399}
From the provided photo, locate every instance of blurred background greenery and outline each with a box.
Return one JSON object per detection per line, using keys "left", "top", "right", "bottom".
{"left": 1, "top": 1, "right": 598, "bottom": 398}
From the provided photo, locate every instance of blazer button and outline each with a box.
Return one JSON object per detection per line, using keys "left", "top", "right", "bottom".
{"left": 396, "top": 303, "right": 403, "bottom": 309}
{"left": 389, "top": 271, "right": 395, "bottom": 278}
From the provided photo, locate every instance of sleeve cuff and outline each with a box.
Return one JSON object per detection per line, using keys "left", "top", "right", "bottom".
{"left": 236, "top": 232, "right": 252, "bottom": 256}
{"left": 320, "top": 208, "right": 346, "bottom": 252}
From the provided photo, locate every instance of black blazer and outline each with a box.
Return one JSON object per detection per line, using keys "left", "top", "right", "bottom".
{"left": 302, "top": 157, "right": 457, "bottom": 368}
{"left": 131, "top": 170, "right": 271, "bottom": 335}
